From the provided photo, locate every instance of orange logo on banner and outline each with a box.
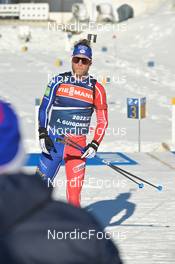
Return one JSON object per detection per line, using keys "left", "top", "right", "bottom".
{"left": 57, "top": 84, "right": 93, "bottom": 104}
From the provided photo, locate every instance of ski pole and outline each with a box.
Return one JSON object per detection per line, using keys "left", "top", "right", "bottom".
{"left": 56, "top": 137, "right": 144, "bottom": 189}
{"left": 59, "top": 136, "right": 162, "bottom": 191}
{"left": 56, "top": 135, "right": 163, "bottom": 191}
{"left": 111, "top": 165, "right": 162, "bottom": 191}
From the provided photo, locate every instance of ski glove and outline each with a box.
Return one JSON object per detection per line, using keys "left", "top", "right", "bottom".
{"left": 81, "top": 140, "right": 99, "bottom": 159}
{"left": 39, "top": 127, "right": 56, "bottom": 155}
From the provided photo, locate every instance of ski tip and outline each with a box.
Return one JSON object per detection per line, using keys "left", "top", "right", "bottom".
{"left": 157, "top": 185, "right": 163, "bottom": 191}
{"left": 139, "top": 183, "right": 144, "bottom": 189}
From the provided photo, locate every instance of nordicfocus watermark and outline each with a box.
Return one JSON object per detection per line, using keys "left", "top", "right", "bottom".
{"left": 48, "top": 21, "right": 127, "bottom": 33}
{"left": 47, "top": 228, "right": 127, "bottom": 241}
{"left": 47, "top": 73, "right": 127, "bottom": 86}
{"left": 47, "top": 125, "right": 127, "bottom": 138}
{"left": 47, "top": 177, "right": 127, "bottom": 189}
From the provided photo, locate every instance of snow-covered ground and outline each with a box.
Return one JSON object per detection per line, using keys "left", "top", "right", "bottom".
{"left": 50, "top": 151, "right": 175, "bottom": 264}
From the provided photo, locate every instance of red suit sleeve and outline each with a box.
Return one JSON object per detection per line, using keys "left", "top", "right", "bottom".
{"left": 93, "top": 81, "right": 108, "bottom": 145}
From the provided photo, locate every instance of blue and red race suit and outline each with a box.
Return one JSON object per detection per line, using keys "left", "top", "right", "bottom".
{"left": 36, "top": 72, "right": 108, "bottom": 206}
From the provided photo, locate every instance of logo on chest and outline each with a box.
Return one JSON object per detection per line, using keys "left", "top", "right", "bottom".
{"left": 57, "top": 84, "right": 93, "bottom": 104}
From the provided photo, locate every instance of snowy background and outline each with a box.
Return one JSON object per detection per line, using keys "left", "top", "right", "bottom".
{"left": 0, "top": 0, "right": 175, "bottom": 152}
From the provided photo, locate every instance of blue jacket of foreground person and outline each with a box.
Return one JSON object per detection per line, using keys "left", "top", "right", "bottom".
{"left": 0, "top": 172, "right": 123, "bottom": 264}
{"left": 0, "top": 100, "right": 123, "bottom": 263}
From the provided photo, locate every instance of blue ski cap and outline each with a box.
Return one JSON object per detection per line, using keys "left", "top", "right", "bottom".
{"left": 72, "top": 44, "right": 92, "bottom": 60}
{"left": 0, "top": 100, "right": 21, "bottom": 168}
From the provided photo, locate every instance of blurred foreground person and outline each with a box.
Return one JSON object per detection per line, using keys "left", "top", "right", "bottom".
{"left": 0, "top": 99, "right": 123, "bottom": 263}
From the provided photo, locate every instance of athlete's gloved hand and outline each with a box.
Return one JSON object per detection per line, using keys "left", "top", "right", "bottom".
{"left": 39, "top": 127, "right": 55, "bottom": 155}
{"left": 81, "top": 140, "right": 99, "bottom": 159}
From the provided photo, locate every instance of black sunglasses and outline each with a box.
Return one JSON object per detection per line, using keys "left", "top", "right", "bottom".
{"left": 72, "top": 57, "right": 91, "bottom": 65}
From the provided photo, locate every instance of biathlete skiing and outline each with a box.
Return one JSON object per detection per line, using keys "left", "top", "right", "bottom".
{"left": 36, "top": 39, "right": 108, "bottom": 207}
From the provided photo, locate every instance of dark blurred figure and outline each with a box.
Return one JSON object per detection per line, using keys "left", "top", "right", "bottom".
{"left": 117, "top": 4, "right": 134, "bottom": 23}
{"left": 0, "top": 99, "right": 123, "bottom": 264}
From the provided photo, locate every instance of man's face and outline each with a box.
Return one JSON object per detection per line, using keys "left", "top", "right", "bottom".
{"left": 72, "top": 55, "right": 92, "bottom": 78}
